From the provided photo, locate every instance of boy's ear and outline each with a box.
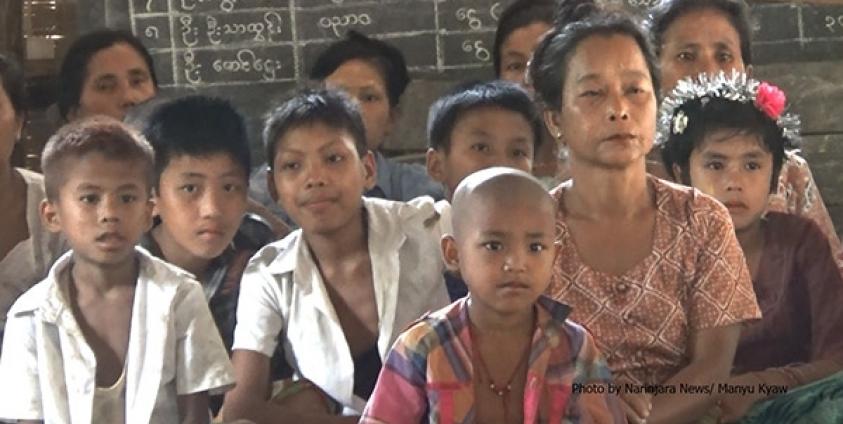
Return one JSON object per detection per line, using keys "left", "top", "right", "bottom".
{"left": 40, "top": 199, "right": 62, "bottom": 234}
{"left": 542, "top": 110, "right": 564, "bottom": 145}
{"left": 266, "top": 167, "right": 280, "bottom": 204}
{"left": 362, "top": 150, "right": 377, "bottom": 190}
{"left": 426, "top": 148, "right": 445, "bottom": 183}
{"left": 441, "top": 234, "right": 460, "bottom": 272}
{"left": 150, "top": 187, "right": 160, "bottom": 217}
{"left": 143, "top": 196, "right": 155, "bottom": 233}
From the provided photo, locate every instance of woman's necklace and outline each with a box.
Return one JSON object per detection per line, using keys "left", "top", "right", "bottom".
{"left": 468, "top": 310, "right": 536, "bottom": 418}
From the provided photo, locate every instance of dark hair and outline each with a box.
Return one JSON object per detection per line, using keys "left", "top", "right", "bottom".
{"left": 141, "top": 95, "right": 250, "bottom": 186}
{"left": 427, "top": 80, "right": 543, "bottom": 153}
{"left": 42, "top": 117, "right": 155, "bottom": 200}
{"left": 0, "top": 54, "right": 26, "bottom": 117}
{"left": 661, "top": 98, "right": 785, "bottom": 192}
{"left": 493, "top": 0, "right": 556, "bottom": 77}
{"left": 308, "top": 31, "right": 410, "bottom": 108}
{"left": 263, "top": 88, "right": 367, "bottom": 168}
{"left": 530, "top": 6, "right": 661, "bottom": 110}
{"left": 58, "top": 29, "right": 159, "bottom": 120}
{"left": 648, "top": 0, "right": 753, "bottom": 65}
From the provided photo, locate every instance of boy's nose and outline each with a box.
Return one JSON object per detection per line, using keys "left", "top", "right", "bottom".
{"left": 199, "top": 188, "right": 224, "bottom": 218}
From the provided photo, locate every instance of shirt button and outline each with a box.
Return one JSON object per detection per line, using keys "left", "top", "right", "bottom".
{"left": 616, "top": 282, "right": 629, "bottom": 293}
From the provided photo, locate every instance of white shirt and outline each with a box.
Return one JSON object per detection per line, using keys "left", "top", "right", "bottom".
{"left": 0, "top": 246, "right": 235, "bottom": 423}
{"left": 233, "top": 196, "right": 451, "bottom": 414}
{"left": 0, "top": 169, "right": 66, "bottom": 337}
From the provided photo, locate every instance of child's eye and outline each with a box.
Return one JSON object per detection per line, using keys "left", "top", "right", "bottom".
{"left": 327, "top": 154, "right": 344, "bottom": 163}
{"left": 530, "top": 243, "right": 547, "bottom": 252}
{"left": 180, "top": 184, "right": 198, "bottom": 194}
{"left": 223, "top": 183, "right": 243, "bottom": 192}
{"left": 704, "top": 161, "right": 724, "bottom": 171}
{"left": 677, "top": 51, "right": 695, "bottom": 62}
{"left": 717, "top": 51, "right": 734, "bottom": 63}
{"left": 746, "top": 162, "right": 762, "bottom": 171}
{"left": 512, "top": 148, "right": 529, "bottom": 158}
{"left": 131, "top": 75, "right": 149, "bottom": 87}
{"left": 120, "top": 194, "right": 137, "bottom": 203}
{"left": 471, "top": 143, "right": 490, "bottom": 153}
{"left": 482, "top": 241, "right": 503, "bottom": 251}
{"left": 79, "top": 194, "right": 99, "bottom": 204}
{"left": 580, "top": 90, "right": 600, "bottom": 97}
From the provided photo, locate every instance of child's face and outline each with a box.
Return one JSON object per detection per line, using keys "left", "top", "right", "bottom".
{"left": 659, "top": 8, "right": 746, "bottom": 93}
{"left": 324, "top": 59, "right": 393, "bottom": 151}
{"left": 42, "top": 153, "right": 153, "bottom": 267}
{"left": 444, "top": 197, "right": 558, "bottom": 315}
{"left": 499, "top": 21, "right": 551, "bottom": 86}
{"left": 153, "top": 153, "right": 248, "bottom": 261}
{"left": 75, "top": 43, "right": 157, "bottom": 121}
{"left": 546, "top": 34, "right": 656, "bottom": 171}
{"left": 269, "top": 122, "right": 375, "bottom": 236}
{"left": 427, "top": 107, "right": 534, "bottom": 198}
{"left": 687, "top": 130, "right": 772, "bottom": 232}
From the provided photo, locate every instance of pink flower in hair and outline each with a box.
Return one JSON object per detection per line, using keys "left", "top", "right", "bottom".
{"left": 755, "top": 82, "right": 786, "bottom": 120}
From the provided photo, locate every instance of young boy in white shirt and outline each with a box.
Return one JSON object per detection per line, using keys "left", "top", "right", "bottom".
{"left": 0, "top": 117, "right": 234, "bottom": 423}
{"left": 223, "top": 89, "right": 450, "bottom": 423}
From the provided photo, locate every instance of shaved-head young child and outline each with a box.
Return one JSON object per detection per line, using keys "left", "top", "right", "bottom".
{"left": 361, "top": 167, "right": 624, "bottom": 423}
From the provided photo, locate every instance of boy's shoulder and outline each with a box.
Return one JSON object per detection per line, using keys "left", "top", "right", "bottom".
{"left": 362, "top": 195, "right": 445, "bottom": 234}
{"left": 396, "top": 299, "right": 467, "bottom": 352}
{"left": 243, "top": 229, "right": 304, "bottom": 277}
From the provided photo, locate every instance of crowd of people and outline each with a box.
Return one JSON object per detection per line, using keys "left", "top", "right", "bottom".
{"left": 0, "top": 0, "right": 841, "bottom": 423}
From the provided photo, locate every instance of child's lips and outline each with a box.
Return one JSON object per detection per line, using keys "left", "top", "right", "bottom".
{"left": 498, "top": 281, "right": 531, "bottom": 293}
{"left": 95, "top": 232, "right": 127, "bottom": 249}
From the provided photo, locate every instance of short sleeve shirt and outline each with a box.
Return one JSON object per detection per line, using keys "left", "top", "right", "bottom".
{"left": 547, "top": 177, "right": 761, "bottom": 385}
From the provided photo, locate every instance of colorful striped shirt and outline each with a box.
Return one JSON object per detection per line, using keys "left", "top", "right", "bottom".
{"left": 361, "top": 296, "right": 624, "bottom": 424}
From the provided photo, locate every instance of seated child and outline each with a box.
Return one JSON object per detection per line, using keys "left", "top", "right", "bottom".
{"left": 0, "top": 117, "right": 234, "bottom": 423}
{"left": 136, "top": 95, "right": 287, "bottom": 412}
{"left": 361, "top": 167, "right": 624, "bottom": 423}
{"left": 139, "top": 95, "right": 275, "bottom": 351}
{"left": 222, "top": 89, "right": 450, "bottom": 422}
{"left": 659, "top": 72, "right": 843, "bottom": 422}
{"left": 425, "top": 80, "right": 543, "bottom": 300}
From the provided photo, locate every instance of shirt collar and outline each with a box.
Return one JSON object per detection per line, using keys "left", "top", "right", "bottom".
{"left": 264, "top": 197, "right": 407, "bottom": 276}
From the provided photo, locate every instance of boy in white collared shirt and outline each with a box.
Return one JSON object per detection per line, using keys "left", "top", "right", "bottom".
{"left": 223, "top": 89, "right": 450, "bottom": 423}
{"left": 0, "top": 117, "right": 234, "bottom": 423}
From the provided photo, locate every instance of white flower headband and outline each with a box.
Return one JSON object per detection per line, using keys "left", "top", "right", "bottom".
{"left": 655, "top": 71, "right": 801, "bottom": 148}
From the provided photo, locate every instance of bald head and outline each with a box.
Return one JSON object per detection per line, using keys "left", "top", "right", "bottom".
{"left": 451, "top": 167, "right": 555, "bottom": 240}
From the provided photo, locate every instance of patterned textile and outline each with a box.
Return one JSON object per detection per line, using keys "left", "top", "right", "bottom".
{"left": 360, "top": 296, "right": 624, "bottom": 424}
{"left": 768, "top": 151, "right": 843, "bottom": 269}
{"left": 547, "top": 177, "right": 761, "bottom": 386}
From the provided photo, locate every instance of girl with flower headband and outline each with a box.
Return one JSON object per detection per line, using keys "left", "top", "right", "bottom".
{"left": 647, "top": 0, "right": 843, "bottom": 273}
{"left": 660, "top": 71, "right": 843, "bottom": 423}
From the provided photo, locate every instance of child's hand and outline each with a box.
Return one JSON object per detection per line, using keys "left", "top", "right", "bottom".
{"left": 620, "top": 391, "right": 652, "bottom": 424}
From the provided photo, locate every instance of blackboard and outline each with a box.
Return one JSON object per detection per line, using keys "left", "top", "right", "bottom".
{"left": 76, "top": 0, "right": 843, "bottom": 163}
